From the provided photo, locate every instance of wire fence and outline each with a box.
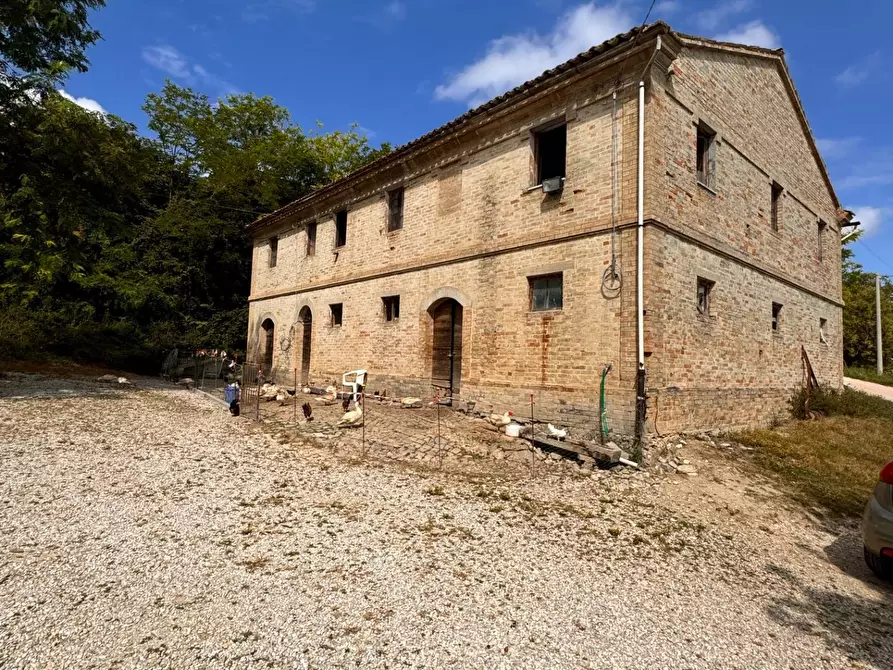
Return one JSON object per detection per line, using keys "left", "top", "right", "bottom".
{"left": 212, "top": 364, "right": 619, "bottom": 473}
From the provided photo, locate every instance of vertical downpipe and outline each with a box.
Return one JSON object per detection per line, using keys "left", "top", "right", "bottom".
{"left": 635, "top": 67, "right": 648, "bottom": 446}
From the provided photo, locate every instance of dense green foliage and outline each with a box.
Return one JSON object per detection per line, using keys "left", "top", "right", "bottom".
{"left": 0, "top": 3, "right": 390, "bottom": 370}
{"left": 842, "top": 234, "right": 892, "bottom": 369}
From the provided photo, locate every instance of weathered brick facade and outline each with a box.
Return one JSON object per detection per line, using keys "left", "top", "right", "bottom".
{"left": 246, "top": 25, "right": 846, "bottom": 434}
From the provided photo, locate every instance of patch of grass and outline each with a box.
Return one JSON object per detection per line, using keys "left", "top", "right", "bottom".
{"left": 733, "top": 414, "right": 892, "bottom": 517}
{"left": 845, "top": 366, "right": 893, "bottom": 388}
{"left": 790, "top": 386, "right": 893, "bottom": 421}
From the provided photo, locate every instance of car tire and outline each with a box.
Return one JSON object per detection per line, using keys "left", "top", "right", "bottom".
{"left": 864, "top": 546, "right": 893, "bottom": 581}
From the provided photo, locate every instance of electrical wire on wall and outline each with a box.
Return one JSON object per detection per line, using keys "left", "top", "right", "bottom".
{"left": 601, "top": 0, "right": 658, "bottom": 300}
{"left": 602, "top": 91, "right": 622, "bottom": 299}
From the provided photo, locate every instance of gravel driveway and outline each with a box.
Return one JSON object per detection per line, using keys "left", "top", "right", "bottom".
{"left": 1, "top": 372, "right": 891, "bottom": 669}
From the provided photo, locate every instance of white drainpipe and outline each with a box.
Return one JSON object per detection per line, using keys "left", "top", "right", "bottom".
{"left": 637, "top": 78, "right": 646, "bottom": 371}
{"left": 634, "top": 35, "right": 662, "bottom": 440}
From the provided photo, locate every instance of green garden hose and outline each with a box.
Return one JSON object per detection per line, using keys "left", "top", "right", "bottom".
{"left": 600, "top": 363, "right": 612, "bottom": 438}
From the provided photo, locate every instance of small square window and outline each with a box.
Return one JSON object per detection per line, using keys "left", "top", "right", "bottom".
{"left": 306, "top": 221, "right": 317, "bottom": 256}
{"left": 770, "top": 182, "right": 783, "bottom": 231}
{"left": 335, "top": 210, "right": 347, "bottom": 248}
{"left": 268, "top": 236, "right": 278, "bottom": 268}
{"left": 696, "top": 125, "right": 716, "bottom": 189}
{"left": 697, "top": 277, "right": 715, "bottom": 315}
{"left": 387, "top": 187, "right": 404, "bottom": 232}
{"left": 529, "top": 273, "right": 563, "bottom": 311}
{"left": 771, "top": 302, "right": 783, "bottom": 332}
{"left": 534, "top": 123, "right": 567, "bottom": 185}
{"left": 383, "top": 295, "right": 400, "bottom": 321}
{"left": 329, "top": 303, "right": 343, "bottom": 327}
{"left": 819, "top": 317, "right": 827, "bottom": 344}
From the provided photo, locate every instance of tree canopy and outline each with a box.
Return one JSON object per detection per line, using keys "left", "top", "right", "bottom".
{"left": 0, "top": 4, "right": 391, "bottom": 369}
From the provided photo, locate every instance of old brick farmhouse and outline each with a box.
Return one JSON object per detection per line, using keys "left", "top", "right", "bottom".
{"left": 246, "top": 22, "right": 850, "bottom": 434}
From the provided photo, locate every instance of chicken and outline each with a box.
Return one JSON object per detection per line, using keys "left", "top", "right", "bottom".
{"left": 275, "top": 391, "right": 287, "bottom": 406}
{"left": 547, "top": 423, "right": 567, "bottom": 441}
{"left": 301, "top": 403, "right": 313, "bottom": 421}
{"left": 301, "top": 386, "right": 311, "bottom": 394}
{"left": 337, "top": 403, "right": 364, "bottom": 427}
{"left": 260, "top": 383, "right": 279, "bottom": 401}
{"left": 487, "top": 411, "right": 513, "bottom": 428}
{"left": 286, "top": 388, "right": 297, "bottom": 396}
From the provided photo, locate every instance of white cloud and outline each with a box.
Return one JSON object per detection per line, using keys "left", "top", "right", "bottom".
{"left": 58, "top": 89, "right": 106, "bottom": 114}
{"left": 142, "top": 45, "right": 191, "bottom": 79}
{"left": 435, "top": 2, "right": 634, "bottom": 107}
{"left": 654, "top": 1, "right": 681, "bottom": 16}
{"left": 816, "top": 137, "right": 861, "bottom": 160}
{"left": 695, "top": 0, "right": 751, "bottom": 31}
{"left": 141, "top": 44, "right": 238, "bottom": 94}
{"left": 851, "top": 206, "right": 889, "bottom": 237}
{"left": 836, "top": 65, "right": 868, "bottom": 87}
{"left": 714, "top": 21, "right": 780, "bottom": 49}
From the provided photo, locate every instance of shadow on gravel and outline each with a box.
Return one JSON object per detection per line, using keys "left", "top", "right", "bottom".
{"left": 764, "top": 536, "right": 892, "bottom": 668}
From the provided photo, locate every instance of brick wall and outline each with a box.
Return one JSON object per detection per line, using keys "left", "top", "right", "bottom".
{"left": 642, "top": 43, "right": 844, "bottom": 431}
{"left": 247, "top": 36, "right": 844, "bottom": 435}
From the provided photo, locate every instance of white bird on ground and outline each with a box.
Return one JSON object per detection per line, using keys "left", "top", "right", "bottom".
{"left": 317, "top": 385, "right": 338, "bottom": 405}
{"left": 487, "top": 411, "right": 513, "bottom": 428}
{"left": 547, "top": 423, "right": 567, "bottom": 441}
{"left": 337, "top": 403, "right": 364, "bottom": 427}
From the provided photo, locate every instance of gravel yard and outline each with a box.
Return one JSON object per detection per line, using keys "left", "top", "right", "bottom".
{"left": 1, "top": 372, "right": 891, "bottom": 669}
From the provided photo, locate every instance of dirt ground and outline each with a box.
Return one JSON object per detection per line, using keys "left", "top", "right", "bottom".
{"left": 1, "top": 370, "right": 891, "bottom": 669}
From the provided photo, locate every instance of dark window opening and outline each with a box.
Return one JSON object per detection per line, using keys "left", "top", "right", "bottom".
{"left": 387, "top": 187, "right": 404, "bottom": 231}
{"left": 770, "top": 182, "right": 783, "bottom": 231}
{"left": 697, "top": 277, "right": 715, "bottom": 315}
{"left": 817, "top": 221, "right": 826, "bottom": 262}
{"left": 772, "top": 302, "right": 783, "bottom": 332}
{"left": 383, "top": 296, "right": 400, "bottom": 321}
{"left": 696, "top": 125, "right": 716, "bottom": 189}
{"left": 820, "top": 317, "right": 827, "bottom": 343}
{"left": 529, "top": 273, "right": 563, "bottom": 311}
{"left": 268, "top": 236, "right": 278, "bottom": 268}
{"left": 330, "top": 303, "right": 343, "bottom": 327}
{"left": 335, "top": 210, "right": 347, "bottom": 248}
{"left": 306, "top": 221, "right": 317, "bottom": 256}
{"left": 535, "top": 123, "right": 567, "bottom": 185}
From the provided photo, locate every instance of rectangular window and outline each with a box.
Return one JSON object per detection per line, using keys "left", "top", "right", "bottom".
{"left": 771, "top": 302, "right": 783, "bottom": 332}
{"left": 819, "top": 317, "right": 827, "bottom": 344}
{"left": 387, "top": 187, "right": 404, "bottom": 231}
{"left": 330, "top": 303, "right": 343, "bottom": 327}
{"left": 696, "top": 125, "right": 716, "bottom": 189}
{"left": 817, "top": 221, "right": 826, "bottom": 262}
{"left": 268, "top": 236, "right": 278, "bottom": 268}
{"left": 697, "top": 277, "right": 715, "bottom": 315}
{"left": 771, "top": 182, "right": 783, "bottom": 231}
{"left": 534, "top": 123, "right": 567, "bottom": 185}
{"left": 306, "top": 221, "right": 317, "bottom": 256}
{"left": 335, "top": 210, "right": 347, "bottom": 248}
{"left": 382, "top": 295, "right": 400, "bottom": 321}
{"left": 529, "top": 273, "right": 563, "bottom": 311}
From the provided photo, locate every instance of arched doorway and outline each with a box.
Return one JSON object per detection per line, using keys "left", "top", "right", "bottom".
{"left": 429, "top": 298, "right": 463, "bottom": 401}
{"left": 261, "top": 318, "right": 275, "bottom": 375}
{"left": 298, "top": 306, "right": 312, "bottom": 385}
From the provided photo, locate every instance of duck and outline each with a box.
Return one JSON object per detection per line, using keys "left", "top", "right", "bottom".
{"left": 337, "top": 402, "right": 364, "bottom": 427}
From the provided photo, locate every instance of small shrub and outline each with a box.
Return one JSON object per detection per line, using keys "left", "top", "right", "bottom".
{"left": 791, "top": 386, "right": 893, "bottom": 421}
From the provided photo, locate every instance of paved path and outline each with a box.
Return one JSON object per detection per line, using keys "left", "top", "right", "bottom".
{"left": 844, "top": 376, "right": 893, "bottom": 402}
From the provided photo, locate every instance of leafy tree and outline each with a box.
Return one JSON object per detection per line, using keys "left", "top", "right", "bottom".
{"left": 841, "top": 232, "right": 893, "bottom": 368}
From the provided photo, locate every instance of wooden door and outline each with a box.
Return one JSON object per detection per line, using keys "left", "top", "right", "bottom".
{"left": 430, "top": 300, "right": 462, "bottom": 401}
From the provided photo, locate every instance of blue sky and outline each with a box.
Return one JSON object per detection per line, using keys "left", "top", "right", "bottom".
{"left": 60, "top": 0, "right": 891, "bottom": 275}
